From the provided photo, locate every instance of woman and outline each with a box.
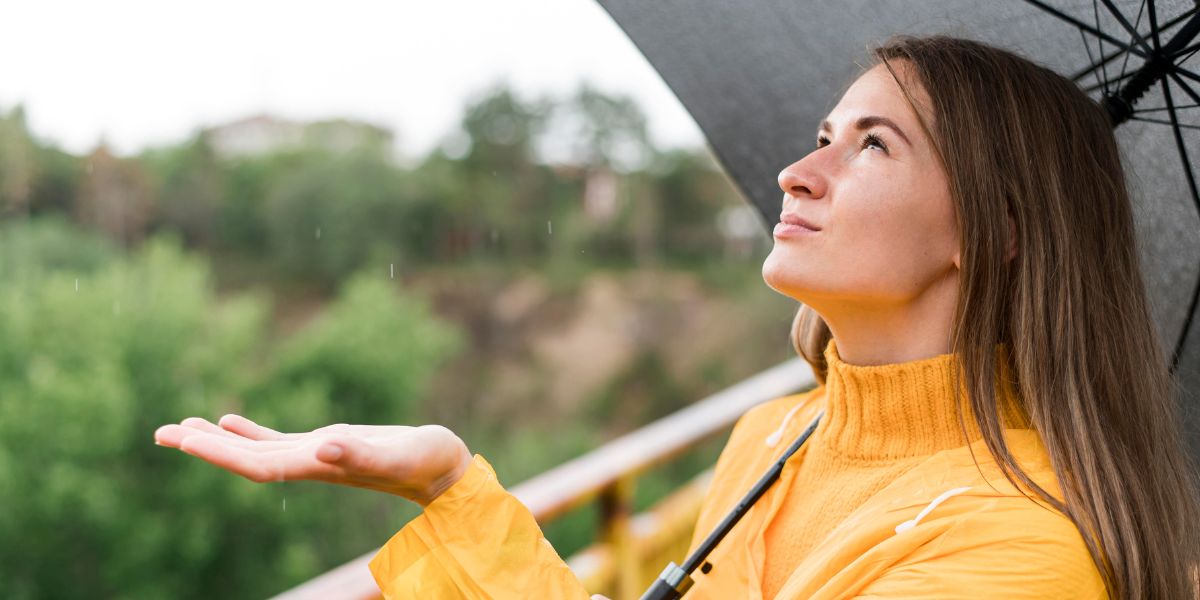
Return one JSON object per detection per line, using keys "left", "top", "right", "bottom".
{"left": 155, "top": 36, "right": 1200, "bottom": 598}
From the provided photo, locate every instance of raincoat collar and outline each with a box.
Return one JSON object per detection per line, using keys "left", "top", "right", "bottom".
{"left": 812, "top": 339, "right": 1026, "bottom": 462}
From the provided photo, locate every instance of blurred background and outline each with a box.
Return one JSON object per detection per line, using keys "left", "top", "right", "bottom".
{"left": 0, "top": 1, "right": 800, "bottom": 597}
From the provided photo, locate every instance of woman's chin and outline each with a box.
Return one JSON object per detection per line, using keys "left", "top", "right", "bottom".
{"left": 761, "top": 254, "right": 828, "bottom": 303}
{"left": 761, "top": 251, "right": 796, "bottom": 289}
{"left": 761, "top": 259, "right": 802, "bottom": 299}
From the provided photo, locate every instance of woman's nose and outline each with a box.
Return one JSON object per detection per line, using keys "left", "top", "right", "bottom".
{"left": 777, "top": 159, "right": 826, "bottom": 200}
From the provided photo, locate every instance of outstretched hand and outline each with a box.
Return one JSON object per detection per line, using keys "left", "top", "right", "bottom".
{"left": 154, "top": 415, "right": 473, "bottom": 507}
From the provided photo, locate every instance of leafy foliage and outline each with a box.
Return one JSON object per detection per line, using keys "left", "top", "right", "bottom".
{"left": 0, "top": 82, "right": 783, "bottom": 598}
{"left": 0, "top": 220, "right": 460, "bottom": 599}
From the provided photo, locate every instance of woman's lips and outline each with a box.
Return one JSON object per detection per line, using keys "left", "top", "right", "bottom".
{"left": 773, "top": 222, "right": 820, "bottom": 237}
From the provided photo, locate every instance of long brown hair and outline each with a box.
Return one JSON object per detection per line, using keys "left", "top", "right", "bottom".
{"left": 790, "top": 35, "right": 1200, "bottom": 598}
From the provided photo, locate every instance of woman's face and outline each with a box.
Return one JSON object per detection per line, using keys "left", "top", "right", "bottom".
{"left": 762, "top": 62, "right": 959, "bottom": 312}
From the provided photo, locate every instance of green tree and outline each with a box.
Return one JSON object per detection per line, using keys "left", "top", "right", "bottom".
{"left": 0, "top": 106, "right": 40, "bottom": 217}
{"left": 0, "top": 106, "right": 85, "bottom": 219}
{"left": 253, "top": 272, "right": 463, "bottom": 427}
{"left": 650, "top": 149, "right": 736, "bottom": 263}
{"left": 0, "top": 219, "right": 462, "bottom": 599}
{"left": 450, "top": 85, "right": 560, "bottom": 260}
{"left": 556, "top": 83, "right": 652, "bottom": 172}
{"left": 142, "top": 133, "right": 225, "bottom": 247}
{"left": 29, "top": 146, "right": 83, "bottom": 217}
{"left": 215, "top": 153, "right": 275, "bottom": 254}
{"left": 263, "top": 150, "right": 409, "bottom": 286}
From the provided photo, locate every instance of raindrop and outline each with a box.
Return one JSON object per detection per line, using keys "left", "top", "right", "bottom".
{"left": 282, "top": 498, "right": 287, "bottom": 511}
{"left": 74, "top": 279, "right": 79, "bottom": 292}
{"left": 315, "top": 228, "right": 321, "bottom": 240}
{"left": 547, "top": 220, "right": 553, "bottom": 235}
{"left": 390, "top": 263, "right": 394, "bottom": 279}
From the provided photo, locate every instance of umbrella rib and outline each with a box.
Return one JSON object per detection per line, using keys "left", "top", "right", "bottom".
{"left": 1163, "top": 7, "right": 1199, "bottom": 34}
{"left": 1085, "top": 70, "right": 1138, "bottom": 94}
{"left": 1094, "top": 0, "right": 1113, "bottom": 93}
{"left": 1117, "top": 0, "right": 1149, "bottom": 85}
{"left": 1175, "top": 42, "right": 1200, "bottom": 65}
{"left": 1123, "top": 116, "right": 1200, "bottom": 130}
{"left": 1167, "top": 71, "right": 1200, "bottom": 106}
{"left": 1153, "top": 6, "right": 1200, "bottom": 58}
{"left": 1175, "top": 42, "right": 1200, "bottom": 66}
{"left": 1146, "top": 0, "right": 1164, "bottom": 54}
{"left": 1174, "top": 68, "right": 1200, "bottom": 86}
{"left": 1132, "top": 102, "right": 1200, "bottom": 114}
{"left": 1159, "top": 77, "right": 1200, "bottom": 372}
{"left": 1081, "top": 27, "right": 1106, "bottom": 94}
{"left": 1022, "top": 0, "right": 1149, "bottom": 59}
{"left": 1073, "top": 45, "right": 1130, "bottom": 83}
{"left": 1072, "top": 7, "right": 1198, "bottom": 85}
{"left": 1101, "top": 0, "right": 1156, "bottom": 56}
{"left": 1158, "top": 8, "right": 1200, "bottom": 59}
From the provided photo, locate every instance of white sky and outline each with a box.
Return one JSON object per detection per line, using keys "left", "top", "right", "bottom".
{"left": 0, "top": 0, "right": 704, "bottom": 159}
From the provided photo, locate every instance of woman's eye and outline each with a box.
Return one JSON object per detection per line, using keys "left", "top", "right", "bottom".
{"left": 815, "top": 133, "right": 887, "bottom": 153}
{"left": 861, "top": 133, "right": 888, "bottom": 152}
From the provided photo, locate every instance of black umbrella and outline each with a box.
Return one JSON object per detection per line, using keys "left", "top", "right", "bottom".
{"left": 596, "top": 0, "right": 1200, "bottom": 451}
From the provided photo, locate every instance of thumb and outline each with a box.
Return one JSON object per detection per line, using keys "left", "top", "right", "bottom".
{"left": 316, "top": 442, "right": 344, "bottom": 463}
{"left": 315, "top": 436, "right": 374, "bottom": 471}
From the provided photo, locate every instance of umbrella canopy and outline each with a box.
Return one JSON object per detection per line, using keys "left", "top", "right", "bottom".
{"left": 595, "top": 0, "right": 1200, "bottom": 452}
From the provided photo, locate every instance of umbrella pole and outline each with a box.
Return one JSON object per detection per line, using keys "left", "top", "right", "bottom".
{"left": 639, "top": 412, "right": 824, "bottom": 600}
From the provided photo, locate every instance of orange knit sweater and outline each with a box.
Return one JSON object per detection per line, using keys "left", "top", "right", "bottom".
{"left": 759, "top": 341, "right": 1027, "bottom": 598}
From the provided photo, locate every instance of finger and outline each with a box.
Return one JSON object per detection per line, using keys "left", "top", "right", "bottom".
{"left": 313, "top": 435, "right": 380, "bottom": 474}
{"left": 155, "top": 424, "right": 192, "bottom": 448}
{"left": 156, "top": 417, "right": 246, "bottom": 448}
{"left": 178, "top": 434, "right": 280, "bottom": 482}
{"left": 179, "top": 434, "right": 337, "bottom": 483}
{"left": 218, "top": 414, "right": 294, "bottom": 441}
{"left": 180, "top": 417, "right": 251, "bottom": 440}
{"left": 160, "top": 423, "right": 303, "bottom": 453}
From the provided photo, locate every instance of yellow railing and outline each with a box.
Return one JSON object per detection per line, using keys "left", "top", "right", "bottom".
{"left": 271, "top": 358, "right": 816, "bottom": 600}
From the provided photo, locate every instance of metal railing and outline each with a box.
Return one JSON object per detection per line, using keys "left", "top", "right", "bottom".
{"left": 272, "top": 357, "right": 816, "bottom": 600}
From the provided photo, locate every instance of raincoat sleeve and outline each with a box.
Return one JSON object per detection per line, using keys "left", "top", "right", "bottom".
{"left": 368, "top": 454, "right": 591, "bottom": 600}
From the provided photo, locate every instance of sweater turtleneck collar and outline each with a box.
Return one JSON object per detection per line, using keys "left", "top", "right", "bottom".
{"left": 813, "top": 338, "right": 1026, "bottom": 462}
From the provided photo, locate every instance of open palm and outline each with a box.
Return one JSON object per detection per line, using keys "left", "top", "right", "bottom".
{"left": 154, "top": 414, "right": 472, "bottom": 506}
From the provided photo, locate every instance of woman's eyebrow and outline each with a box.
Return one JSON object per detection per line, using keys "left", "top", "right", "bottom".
{"left": 819, "top": 115, "right": 912, "bottom": 147}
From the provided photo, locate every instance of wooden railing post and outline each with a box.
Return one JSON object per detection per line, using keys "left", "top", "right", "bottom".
{"left": 599, "top": 476, "right": 638, "bottom": 600}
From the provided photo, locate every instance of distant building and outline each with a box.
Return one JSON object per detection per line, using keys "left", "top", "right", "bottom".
{"left": 206, "top": 114, "right": 303, "bottom": 157}
{"left": 206, "top": 114, "right": 395, "bottom": 160}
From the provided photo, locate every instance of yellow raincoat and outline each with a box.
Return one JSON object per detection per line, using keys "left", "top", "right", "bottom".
{"left": 370, "top": 341, "right": 1107, "bottom": 598}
